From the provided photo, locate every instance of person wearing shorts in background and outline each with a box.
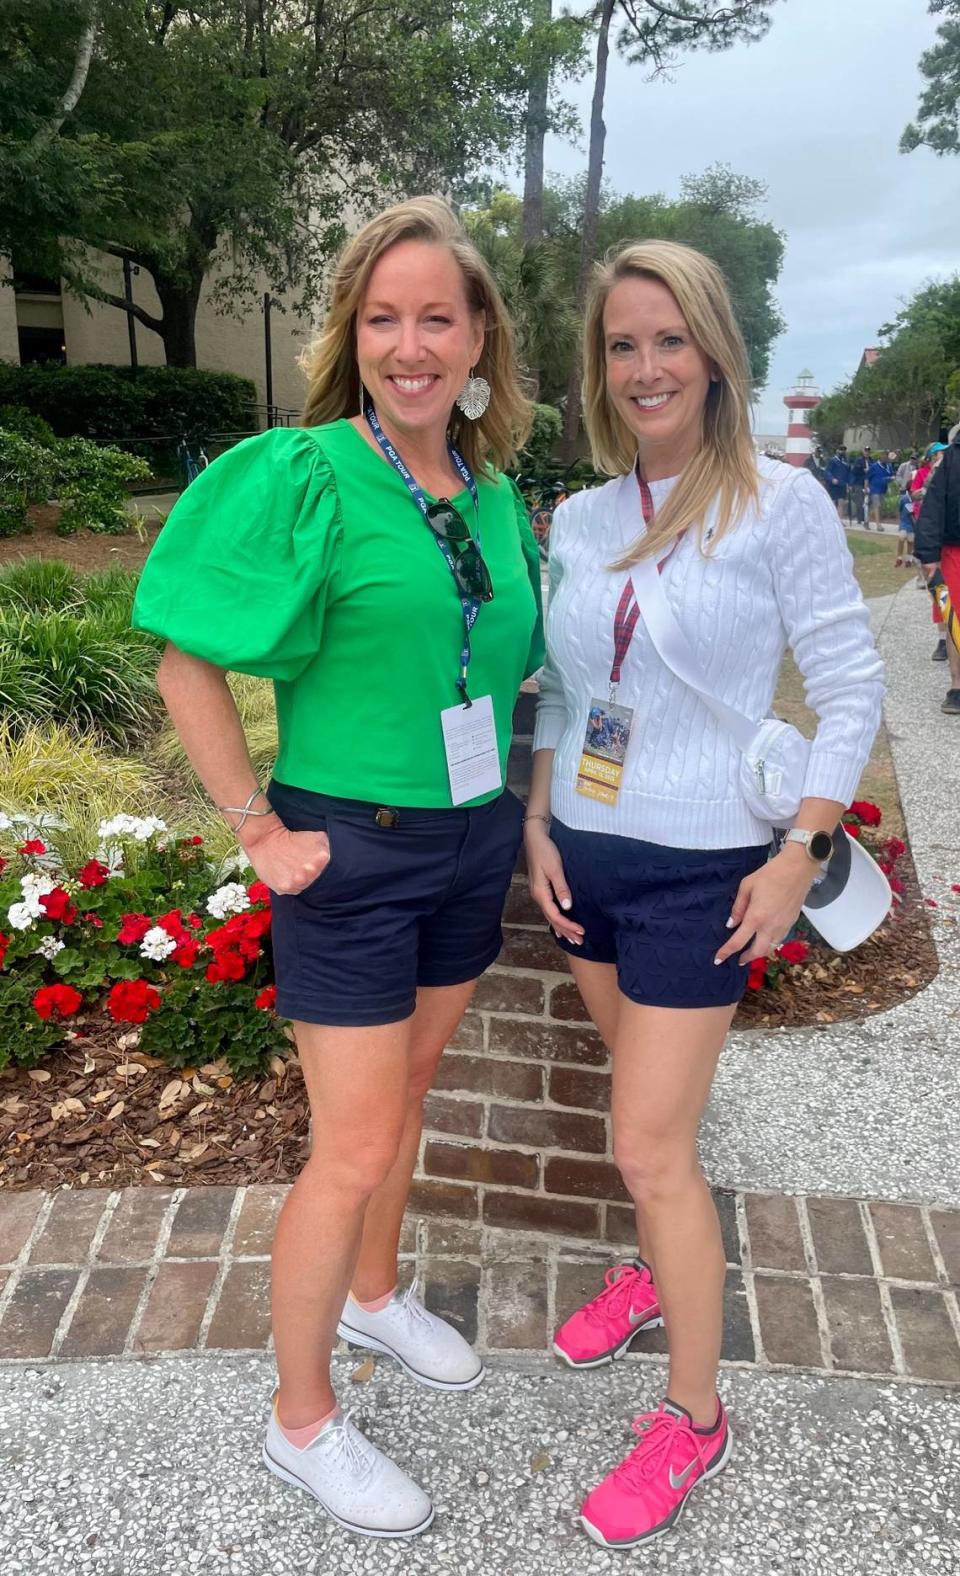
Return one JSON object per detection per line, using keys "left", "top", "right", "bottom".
{"left": 895, "top": 452, "right": 918, "bottom": 567}
{"left": 133, "top": 196, "right": 543, "bottom": 1541}
{"left": 916, "top": 423, "right": 960, "bottom": 714}
{"left": 913, "top": 442, "right": 949, "bottom": 660}
{"left": 523, "top": 239, "right": 884, "bottom": 1551}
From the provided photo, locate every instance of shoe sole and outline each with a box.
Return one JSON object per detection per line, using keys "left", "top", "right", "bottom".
{"left": 336, "top": 1320, "right": 486, "bottom": 1392}
{"left": 262, "top": 1443, "right": 435, "bottom": 1539}
{"left": 552, "top": 1315, "right": 665, "bottom": 1370}
{"left": 579, "top": 1425, "right": 734, "bottom": 1550}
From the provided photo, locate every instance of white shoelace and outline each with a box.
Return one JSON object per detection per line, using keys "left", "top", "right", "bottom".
{"left": 395, "top": 1279, "right": 434, "bottom": 1330}
{"left": 315, "top": 1410, "right": 375, "bottom": 1479}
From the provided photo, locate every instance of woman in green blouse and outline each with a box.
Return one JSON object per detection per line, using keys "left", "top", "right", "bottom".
{"left": 134, "top": 197, "right": 543, "bottom": 1538}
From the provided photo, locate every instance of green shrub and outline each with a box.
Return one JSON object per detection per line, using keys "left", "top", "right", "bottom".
{"left": 0, "top": 426, "right": 57, "bottom": 510}
{"left": 0, "top": 405, "right": 56, "bottom": 447}
{"left": 518, "top": 403, "right": 562, "bottom": 472}
{"left": 0, "top": 611, "right": 162, "bottom": 745}
{"left": 0, "top": 498, "right": 30, "bottom": 537}
{"left": 80, "top": 567, "right": 139, "bottom": 623}
{"left": 0, "top": 364, "right": 258, "bottom": 448}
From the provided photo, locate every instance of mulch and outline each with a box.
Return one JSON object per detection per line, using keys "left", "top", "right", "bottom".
{"left": 0, "top": 508, "right": 161, "bottom": 573}
{"left": 0, "top": 847, "right": 941, "bottom": 1194}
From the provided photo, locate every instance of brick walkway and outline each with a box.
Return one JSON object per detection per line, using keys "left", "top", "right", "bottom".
{"left": 1, "top": 1182, "right": 958, "bottom": 1384}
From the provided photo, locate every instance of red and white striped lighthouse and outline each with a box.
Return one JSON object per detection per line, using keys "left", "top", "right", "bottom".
{"left": 784, "top": 370, "right": 819, "bottom": 467}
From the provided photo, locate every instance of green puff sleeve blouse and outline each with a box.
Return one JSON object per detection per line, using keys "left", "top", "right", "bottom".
{"left": 132, "top": 421, "right": 544, "bottom": 808}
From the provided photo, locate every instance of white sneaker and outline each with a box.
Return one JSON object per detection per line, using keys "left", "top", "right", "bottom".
{"left": 262, "top": 1402, "right": 434, "bottom": 1539}
{"left": 337, "top": 1280, "right": 485, "bottom": 1392}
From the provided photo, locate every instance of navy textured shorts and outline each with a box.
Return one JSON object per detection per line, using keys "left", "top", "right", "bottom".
{"left": 265, "top": 780, "right": 524, "bottom": 1027}
{"left": 550, "top": 819, "right": 770, "bottom": 1009}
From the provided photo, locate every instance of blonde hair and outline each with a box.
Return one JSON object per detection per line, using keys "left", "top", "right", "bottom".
{"left": 582, "top": 239, "right": 759, "bottom": 566}
{"left": 300, "top": 196, "right": 532, "bottom": 476}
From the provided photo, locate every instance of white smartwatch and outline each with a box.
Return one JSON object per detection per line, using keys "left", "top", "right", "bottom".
{"left": 783, "top": 827, "right": 834, "bottom": 865}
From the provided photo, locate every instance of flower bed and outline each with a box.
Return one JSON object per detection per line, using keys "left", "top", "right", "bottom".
{"left": 0, "top": 814, "right": 285, "bottom": 1076}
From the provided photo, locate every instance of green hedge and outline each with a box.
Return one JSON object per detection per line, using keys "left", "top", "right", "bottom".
{"left": 0, "top": 364, "right": 258, "bottom": 445}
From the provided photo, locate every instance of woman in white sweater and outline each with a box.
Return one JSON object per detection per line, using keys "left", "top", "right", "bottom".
{"left": 524, "top": 240, "right": 883, "bottom": 1550}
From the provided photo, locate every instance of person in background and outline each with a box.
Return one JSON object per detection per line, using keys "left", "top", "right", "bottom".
{"left": 916, "top": 426, "right": 960, "bottom": 712}
{"left": 825, "top": 444, "right": 850, "bottom": 522}
{"left": 867, "top": 451, "right": 892, "bottom": 530}
{"left": 894, "top": 452, "right": 918, "bottom": 567}
{"left": 848, "top": 447, "right": 869, "bottom": 526}
{"left": 912, "top": 442, "right": 950, "bottom": 659}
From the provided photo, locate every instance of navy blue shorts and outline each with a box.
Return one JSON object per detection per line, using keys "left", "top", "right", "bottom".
{"left": 550, "top": 820, "right": 770, "bottom": 1009}
{"left": 265, "top": 780, "right": 524, "bottom": 1027}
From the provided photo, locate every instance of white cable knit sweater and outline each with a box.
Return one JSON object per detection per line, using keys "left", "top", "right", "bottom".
{"left": 533, "top": 457, "right": 885, "bottom": 850}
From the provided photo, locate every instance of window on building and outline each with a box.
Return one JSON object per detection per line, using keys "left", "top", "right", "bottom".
{"left": 17, "top": 326, "right": 67, "bottom": 364}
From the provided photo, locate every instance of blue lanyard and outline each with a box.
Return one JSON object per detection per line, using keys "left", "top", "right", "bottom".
{"left": 365, "top": 404, "right": 482, "bottom": 705}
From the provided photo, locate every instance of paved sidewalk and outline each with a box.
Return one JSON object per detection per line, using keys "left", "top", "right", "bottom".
{"left": 0, "top": 579, "right": 957, "bottom": 1574}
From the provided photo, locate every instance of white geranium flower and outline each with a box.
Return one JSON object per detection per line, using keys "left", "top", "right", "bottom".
{"left": 35, "top": 936, "right": 65, "bottom": 960}
{"left": 19, "top": 873, "right": 56, "bottom": 919}
{"left": 97, "top": 814, "right": 168, "bottom": 844}
{"left": 0, "top": 811, "right": 11, "bottom": 832}
{"left": 217, "top": 852, "right": 253, "bottom": 879}
{"left": 206, "top": 882, "right": 251, "bottom": 919}
{"left": 7, "top": 902, "right": 35, "bottom": 931}
{"left": 139, "top": 926, "right": 177, "bottom": 962}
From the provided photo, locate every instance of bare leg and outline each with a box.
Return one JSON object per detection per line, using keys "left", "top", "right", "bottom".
{"left": 271, "top": 1018, "right": 410, "bottom": 1428}
{"left": 611, "top": 999, "right": 737, "bottom": 1427}
{"left": 567, "top": 955, "right": 653, "bottom": 1269}
{"left": 351, "top": 980, "right": 478, "bottom": 1302}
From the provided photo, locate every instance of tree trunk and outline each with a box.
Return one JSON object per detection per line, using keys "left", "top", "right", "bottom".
{"left": 153, "top": 271, "right": 204, "bottom": 368}
{"left": 522, "top": 0, "right": 551, "bottom": 249}
{"left": 561, "top": 0, "right": 615, "bottom": 460}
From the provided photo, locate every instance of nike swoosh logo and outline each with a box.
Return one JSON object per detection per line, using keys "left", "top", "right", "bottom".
{"left": 668, "top": 1459, "right": 701, "bottom": 1491}
{"left": 628, "top": 1306, "right": 654, "bottom": 1326}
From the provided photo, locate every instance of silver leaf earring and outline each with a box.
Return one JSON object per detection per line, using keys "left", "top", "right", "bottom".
{"left": 455, "top": 369, "right": 491, "bottom": 420}
{"left": 359, "top": 379, "right": 366, "bottom": 416}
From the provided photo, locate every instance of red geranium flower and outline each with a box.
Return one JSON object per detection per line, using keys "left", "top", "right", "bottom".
{"left": 952, "top": 884, "right": 960, "bottom": 894}
{"left": 18, "top": 839, "right": 47, "bottom": 856}
{"left": 848, "top": 800, "right": 882, "bottom": 827}
{"left": 106, "top": 979, "right": 161, "bottom": 1023}
{"left": 889, "top": 875, "right": 905, "bottom": 895}
{"left": 117, "top": 912, "right": 152, "bottom": 945}
{"left": 254, "top": 984, "right": 277, "bottom": 1010}
{"left": 205, "top": 952, "right": 247, "bottom": 984}
{"left": 746, "top": 958, "right": 767, "bottom": 991}
{"left": 777, "top": 940, "right": 809, "bottom": 965}
{"left": 38, "top": 887, "right": 78, "bottom": 925}
{"left": 0, "top": 931, "right": 9, "bottom": 968}
{"left": 0, "top": 856, "right": 6, "bottom": 877}
{"left": 186, "top": 912, "right": 203, "bottom": 931}
{"left": 172, "top": 940, "right": 199, "bottom": 969}
{"left": 82, "top": 912, "right": 104, "bottom": 929}
{"left": 884, "top": 837, "right": 906, "bottom": 861}
{"left": 841, "top": 822, "right": 861, "bottom": 840}
{"left": 247, "top": 880, "right": 270, "bottom": 906}
{"left": 77, "top": 859, "right": 110, "bottom": 889}
{"left": 32, "top": 983, "right": 83, "bottom": 1021}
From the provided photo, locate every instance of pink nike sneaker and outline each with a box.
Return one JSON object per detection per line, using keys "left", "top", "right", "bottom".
{"left": 580, "top": 1398, "right": 733, "bottom": 1549}
{"left": 553, "top": 1261, "right": 663, "bottom": 1369}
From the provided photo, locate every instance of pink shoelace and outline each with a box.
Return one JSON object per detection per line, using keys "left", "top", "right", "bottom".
{"left": 583, "top": 1265, "right": 646, "bottom": 1326}
{"left": 613, "top": 1408, "right": 710, "bottom": 1492}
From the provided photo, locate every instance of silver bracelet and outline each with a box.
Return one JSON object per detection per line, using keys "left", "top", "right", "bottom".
{"left": 522, "top": 812, "right": 551, "bottom": 826}
{"left": 217, "top": 787, "right": 273, "bottom": 834}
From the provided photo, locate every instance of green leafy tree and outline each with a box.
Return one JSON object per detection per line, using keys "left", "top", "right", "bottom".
{"left": 560, "top": 0, "right": 781, "bottom": 456}
{"left": 2, "top": 0, "right": 583, "bottom": 367}
{"left": 901, "top": 0, "right": 960, "bottom": 155}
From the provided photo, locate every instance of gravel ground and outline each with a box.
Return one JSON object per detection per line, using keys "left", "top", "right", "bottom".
{"left": 2, "top": 1352, "right": 958, "bottom": 1576}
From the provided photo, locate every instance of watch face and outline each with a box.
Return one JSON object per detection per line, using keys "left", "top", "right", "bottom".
{"left": 809, "top": 830, "right": 834, "bottom": 862}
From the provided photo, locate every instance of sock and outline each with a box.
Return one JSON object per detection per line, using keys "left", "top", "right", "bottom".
{"left": 276, "top": 1399, "right": 339, "bottom": 1448}
{"left": 692, "top": 1399, "right": 724, "bottom": 1435}
{"left": 352, "top": 1286, "right": 397, "bottom": 1314}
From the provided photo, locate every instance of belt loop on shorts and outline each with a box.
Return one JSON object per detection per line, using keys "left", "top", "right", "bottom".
{"left": 375, "top": 807, "right": 400, "bottom": 828}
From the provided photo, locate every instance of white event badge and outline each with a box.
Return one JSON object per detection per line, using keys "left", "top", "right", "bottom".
{"left": 441, "top": 694, "right": 502, "bottom": 806}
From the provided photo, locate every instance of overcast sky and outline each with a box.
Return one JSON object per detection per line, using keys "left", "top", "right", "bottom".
{"left": 532, "top": 0, "right": 959, "bottom": 434}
